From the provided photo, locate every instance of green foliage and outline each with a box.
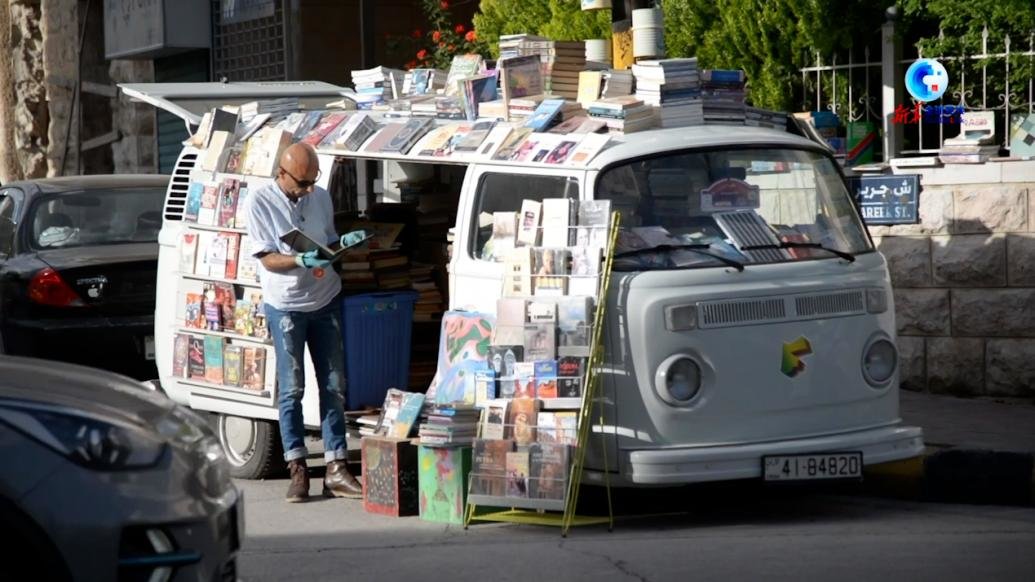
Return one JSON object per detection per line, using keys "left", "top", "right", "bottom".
{"left": 474, "top": 0, "right": 610, "bottom": 59}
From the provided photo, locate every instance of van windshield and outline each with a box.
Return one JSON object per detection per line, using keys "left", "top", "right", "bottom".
{"left": 596, "top": 148, "right": 872, "bottom": 271}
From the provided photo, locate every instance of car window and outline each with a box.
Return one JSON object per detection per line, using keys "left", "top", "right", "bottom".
{"left": 29, "top": 187, "right": 165, "bottom": 250}
{"left": 0, "top": 191, "right": 15, "bottom": 256}
{"left": 470, "top": 172, "right": 579, "bottom": 261}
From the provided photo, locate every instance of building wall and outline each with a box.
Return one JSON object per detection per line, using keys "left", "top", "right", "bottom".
{"left": 871, "top": 161, "right": 1035, "bottom": 398}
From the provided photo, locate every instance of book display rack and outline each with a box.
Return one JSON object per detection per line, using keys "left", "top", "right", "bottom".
{"left": 172, "top": 166, "right": 279, "bottom": 405}
{"left": 463, "top": 209, "right": 620, "bottom": 536}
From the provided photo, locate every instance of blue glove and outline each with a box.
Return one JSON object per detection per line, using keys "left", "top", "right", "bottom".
{"left": 339, "top": 229, "right": 369, "bottom": 249}
{"left": 295, "top": 249, "right": 331, "bottom": 269}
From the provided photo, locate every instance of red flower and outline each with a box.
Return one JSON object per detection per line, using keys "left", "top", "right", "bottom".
{"left": 438, "top": 42, "right": 446, "bottom": 49}
{"left": 432, "top": 30, "right": 442, "bottom": 42}
{"left": 448, "top": 44, "right": 456, "bottom": 52}
{"left": 411, "top": 28, "right": 422, "bottom": 39}
{"left": 465, "top": 30, "right": 477, "bottom": 43}
{"left": 455, "top": 24, "right": 465, "bottom": 34}
{"left": 440, "top": 1, "right": 449, "bottom": 9}
{"left": 416, "top": 49, "right": 428, "bottom": 60}
{"left": 406, "top": 60, "right": 418, "bottom": 69}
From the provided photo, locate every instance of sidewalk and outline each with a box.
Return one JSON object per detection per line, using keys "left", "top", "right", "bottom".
{"left": 866, "top": 390, "right": 1035, "bottom": 506}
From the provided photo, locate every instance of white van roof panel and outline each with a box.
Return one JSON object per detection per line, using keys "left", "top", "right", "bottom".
{"left": 119, "top": 81, "right": 353, "bottom": 126}
{"left": 587, "top": 125, "right": 825, "bottom": 170}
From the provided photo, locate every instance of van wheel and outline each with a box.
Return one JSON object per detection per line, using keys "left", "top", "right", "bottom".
{"left": 216, "top": 414, "right": 285, "bottom": 479}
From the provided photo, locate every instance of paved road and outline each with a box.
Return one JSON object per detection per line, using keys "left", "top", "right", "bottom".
{"left": 236, "top": 477, "right": 1035, "bottom": 581}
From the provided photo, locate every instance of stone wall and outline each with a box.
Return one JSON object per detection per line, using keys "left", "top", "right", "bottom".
{"left": 869, "top": 161, "right": 1035, "bottom": 398}
{"left": 9, "top": 0, "right": 48, "bottom": 178}
{"left": 41, "top": 0, "right": 78, "bottom": 175}
{"left": 108, "top": 59, "right": 155, "bottom": 174}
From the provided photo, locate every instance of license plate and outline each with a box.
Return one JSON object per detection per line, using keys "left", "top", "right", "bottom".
{"left": 763, "top": 452, "right": 862, "bottom": 481}
{"left": 144, "top": 336, "right": 155, "bottom": 360}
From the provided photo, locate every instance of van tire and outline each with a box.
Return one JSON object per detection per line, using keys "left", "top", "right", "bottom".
{"left": 216, "top": 414, "right": 286, "bottom": 479}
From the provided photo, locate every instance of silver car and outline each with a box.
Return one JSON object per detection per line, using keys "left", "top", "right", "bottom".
{"left": 0, "top": 356, "right": 241, "bottom": 581}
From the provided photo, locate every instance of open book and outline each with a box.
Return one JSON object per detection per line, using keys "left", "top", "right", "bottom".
{"left": 279, "top": 229, "right": 373, "bottom": 261}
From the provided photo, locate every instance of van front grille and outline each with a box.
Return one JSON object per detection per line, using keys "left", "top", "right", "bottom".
{"left": 163, "top": 151, "right": 197, "bottom": 221}
{"left": 697, "top": 289, "right": 868, "bottom": 329}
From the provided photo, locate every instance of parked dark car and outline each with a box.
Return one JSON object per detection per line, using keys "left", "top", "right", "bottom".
{"left": 0, "top": 175, "right": 167, "bottom": 379}
{"left": 0, "top": 355, "right": 241, "bottom": 581}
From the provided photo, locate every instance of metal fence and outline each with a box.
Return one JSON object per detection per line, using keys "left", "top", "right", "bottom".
{"left": 800, "top": 25, "right": 1035, "bottom": 160}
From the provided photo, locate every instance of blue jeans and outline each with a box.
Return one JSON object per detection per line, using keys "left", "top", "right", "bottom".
{"left": 264, "top": 301, "right": 348, "bottom": 463}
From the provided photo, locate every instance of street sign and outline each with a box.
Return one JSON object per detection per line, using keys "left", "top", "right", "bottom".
{"left": 847, "top": 174, "right": 920, "bottom": 225}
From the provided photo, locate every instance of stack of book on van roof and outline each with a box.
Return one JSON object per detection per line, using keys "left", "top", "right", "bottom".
{"left": 700, "top": 69, "right": 747, "bottom": 125}
{"left": 632, "top": 58, "right": 703, "bottom": 128}
{"left": 745, "top": 106, "right": 788, "bottom": 130}
{"left": 499, "top": 33, "right": 548, "bottom": 61}
{"left": 238, "top": 98, "right": 298, "bottom": 125}
{"left": 586, "top": 96, "right": 656, "bottom": 134}
{"left": 524, "top": 40, "right": 586, "bottom": 100}
{"left": 350, "top": 66, "right": 405, "bottom": 109}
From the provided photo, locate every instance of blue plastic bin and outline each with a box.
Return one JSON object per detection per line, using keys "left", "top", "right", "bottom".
{"left": 341, "top": 291, "right": 418, "bottom": 410}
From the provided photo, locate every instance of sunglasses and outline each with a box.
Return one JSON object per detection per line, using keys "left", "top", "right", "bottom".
{"left": 279, "top": 166, "right": 321, "bottom": 189}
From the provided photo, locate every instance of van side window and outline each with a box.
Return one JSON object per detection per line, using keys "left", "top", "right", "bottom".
{"left": 471, "top": 173, "right": 578, "bottom": 261}
{"left": 0, "top": 191, "right": 16, "bottom": 256}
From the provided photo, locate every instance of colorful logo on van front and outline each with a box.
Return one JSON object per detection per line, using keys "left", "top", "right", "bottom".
{"left": 905, "top": 58, "right": 949, "bottom": 102}
{"left": 781, "top": 336, "right": 813, "bottom": 378}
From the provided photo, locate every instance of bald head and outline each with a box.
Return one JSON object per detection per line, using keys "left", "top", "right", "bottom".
{"left": 276, "top": 142, "right": 320, "bottom": 198}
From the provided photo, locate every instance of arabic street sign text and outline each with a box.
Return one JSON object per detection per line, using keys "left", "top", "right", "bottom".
{"left": 847, "top": 174, "right": 920, "bottom": 225}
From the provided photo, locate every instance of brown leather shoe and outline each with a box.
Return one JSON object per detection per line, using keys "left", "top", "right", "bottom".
{"left": 323, "top": 460, "right": 363, "bottom": 499}
{"left": 286, "top": 459, "right": 310, "bottom": 503}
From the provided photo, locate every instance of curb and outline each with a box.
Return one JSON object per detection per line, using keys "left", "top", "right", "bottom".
{"left": 864, "top": 447, "right": 1035, "bottom": 506}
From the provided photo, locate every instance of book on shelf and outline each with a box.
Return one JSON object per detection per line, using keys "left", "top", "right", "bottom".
{"left": 202, "top": 288, "right": 222, "bottom": 331}
{"left": 524, "top": 99, "right": 566, "bottom": 132}
{"left": 197, "top": 183, "right": 219, "bottom": 226}
{"left": 524, "top": 322, "right": 556, "bottom": 362}
{"left": 172, "top": 333, "right": 189, "bottom": 378}
{"left": 233, "top": 184, "right": 250, "bottom": 229}
{"left": 223, "top": 345, "right": 244, "bottom": 387}
{"left": 505, "top": 393, "right": 538, "bottom": 443}
{"left": 187, "top": 336, "right": 206, "bottom": 378}
{"left": 233, "top": 300, "right": 256, "bottom": 337}
{"left": 481, "top": 399, "right": 509, "bottom": 440}
{"left": 577, "top": 71, "right": 604, "bottom": 105}
{"left": 242, "top": 128, "right": 292, "bottom": 177}
{"left": 557, "top": 356, "right": 586, "bottom": 398}
{"left": 505, "top": 450, "right": 530, "bottom": 497}
{"left": 381, "top": 117, "right": 434, "bottom": 154}
{"left": 203, "top": 335, "right": 225, "bottom": 384}
{"left": 532, "top": 248, "right": 570, "bottom": 296}
{"left": 389, "top": 391, "right": 426, "bottom": 438}
{"left": 455, "top": 120, "right": 496, "bottom": 153}
{"left": 201, "top": 130, "right": 233, "bottom": 173}
{"left": 491, "top": 127, "right": 533, "bottom": 161}
{"left": 444, "top": 54, "right": 485, "bottom": 97}
{"left": 527, "top": 299, "right": 557, "bottom": 323}
{"left": 576, "top": 200, "right": 612, "bottom": 248}
{"left": 217, "top": 179, "right": 240, "bottom": 229}
{"left": 569, "top": 246, "right": 601, "bottom": 296}
{"left": 528, "top": 442, "right": 570, "bottom": 500}
{"left": 184, "top": 182, "right": 204, "bottom": 223}
{"left": 500, "top": 55, "right": 544, "bottom": 102}
{"left": 470, "top": 438, "right": 516, "bottom": 497}
{"left": 493, "top": 297, "right": 527, "bottom": 346}
{"left": 237, "top": 235, "right": 258, "bottom": 282}
{"left": 184, "top": 292, "right": 204, "bottom": 329}
{"left": 213, "top": 283, "right": 237, "bottom": 331}
{"left": 534, "top": 359, "right": 559, "bottom": 399}
{"left": 541, "top": 198, "right": 576, "bottom": 247}
{"left": 484, "top": 211, "right": 517, "bottom": 262}
{"left": 557, "top": 296, "right": 593, "bottom": 357}
{"left": 516, "top": 199, "right": 542, "bottom": 247}
{"left": 242, "top": 347, "right": 266, "bottom": 390}
{"left": 204, "top": 234, "right": 229, "bottom": 280}
{"left": 300, "top": 112, "right": 348, "bottom": 146}
{"left": 489, "top": 345, "right": 523, "bottom": 399}
{"left": 459, "top": 74, "right": 499, "bottom": 122}
{"left": 503, "top": 247, "right": 533, "bottom": 297}
{"left": 180, "top": 233, "right": 199, "bottom": 274}
{"left": 474, "top": 369, "right": 496, "bottom": 407}
{"left": 413, "top": 125, "right": 458, "bottom": 157}
{"left": 220, "top": 232, "right": 241, "bottom": 280}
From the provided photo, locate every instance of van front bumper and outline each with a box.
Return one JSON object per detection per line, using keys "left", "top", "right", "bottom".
{"left": 623, "top": 425, "right": 924, "bottom": 484}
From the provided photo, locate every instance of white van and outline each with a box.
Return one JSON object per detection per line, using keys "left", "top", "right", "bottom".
{"left": 125, "top": 83, "right": 923, "bottom": 485}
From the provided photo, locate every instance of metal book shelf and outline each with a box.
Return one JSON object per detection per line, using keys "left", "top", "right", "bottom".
{"left": 464, "top": 212, "right": 620, "bottom": 536}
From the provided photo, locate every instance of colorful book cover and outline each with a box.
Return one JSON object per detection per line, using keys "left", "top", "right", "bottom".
{"left": 172, "top": 333, "right": 189, "bottom": 378}
{"left": 187, "top": 336, "right": 206, "bottom": 378}
{"left": 435, "top": 123, "right": 470, "bottom": 156}
{"left": 203, "top": 335, "right": 225, "bottom": 384}
{"left": 513, "top": 362, "right": 536, "bottom": 399}
{"left": 184, "top": 293, "right": 204, "bottom": 328}
{"left": 223, "top": 345, "right": 243, "bottom": 387}
{"left": 364, "top": 123, "right": 406, "bottom": 153}
{"left": 478, "top": 125, "right": 514, "bottom": 158}
{"left": 557, "top": 296, "right": 593, "bottom": 357}
{"left": 220, "top": 232, "right": 240, "bottom": 281}
{"left": 470, "top": 438, "right": 515, "bottom": 497}
{"left": 557, "top": 356, "right": 585, "bottom": 398}
{"left": 481, "top": 399, "right": 509, "bottom": 440}
{"left": 382, "top": 117, "right": 434, "bottom": 154}
{"left": 203, "top": 289, "right": 222, "bottom": 331}
{"left": 554, "top": 412, "right": 578, "bottom": 446}
{"left": 488, "top": 345, "right": 523, "bottom": 399}
{"left": 389, "top": 392, "right": 427, "bottom": 438}
{"left": 491, "top": 127, "right": 532, "bottom": 161}
{"left": 179, "top": 233, "right": 198, "bottom": 274}
{"left": 534, "top": 360, "right": 558, "bottom": 399}
{"left": 528, "top": 442, "right": 570, "bottom": 500}
{"left": 568, "top": 133, "right": 612, "bottom": 167}
{"left": 516, "top": 199, "right": 542, "bottom": 247}
{"left": 233, "top": 185, "right": 250, "bottom": 229}
{"left": 414, "top": 125, "right": 458, "bottom": 157}
{"left": 546, "top": 139, "right": 580, "bottom": 165}
{"left": 500, "top": 55, "right": 544, "bottom": 101}
{"left": 242, "top": 347, "right": 266, "bottom": 390}
{"left": 445, "top": 54, "right": 484, "bottom": 96}
{"left": 524, "top": 99, "right": 565, "bottom": 132}
{"left": 506, "top": 397, "right": 538, "bottom": 445}
{"left": 532, "top": 248, "right": 570, "bottom": 296}
{"left": 213, "top": 283, "right": 236, "bottom": 332}
{"left": 197, "top": 183, "right": 219, "bottom": 226}
{"left": 505, "top": 450, "right": 530, "bottom": 497}
{"left": 233, "top": 300, "right": 254, "bottom": 337}
{"left": 460, "top": 74, "right": 499, "bottom": 122}
{"left": 523, "top": 322, "right": 556, "bottom": 362}
{"left": 474, "top": 369, "right": 496, "bottom": 407}
{"left": 205, "top": 235, "right": 229, "bottom": 279}
{"left": 342, "top": 114, "right": 381, "bottom": 151}
{"left": 455, "top": 120, "right": 496, "bottom": 152}
{"left": 217, "top": 179, "right": 240, "bottom": 228}
{"left": 536, "top": 411, "right": 558, "bottom": 443}
{"left": 418, "top": 445, "right": 472, "bottom": 525}
{"left": 362, "top": 436, "right": 420, "bottom": 517}
{"left": 300, "top": 112, "right": 348, "bottom": 146}
{"left": 184, "top": 182, "right": 204, "bottom": 223}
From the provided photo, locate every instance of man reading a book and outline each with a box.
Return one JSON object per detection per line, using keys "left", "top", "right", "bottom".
{"left": 245, "top": 142, "right": 367, "bottom": 503}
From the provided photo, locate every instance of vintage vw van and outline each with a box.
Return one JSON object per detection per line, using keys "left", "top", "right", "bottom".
{"left": 129, "top": 83, "right": 923, "bottom": 484}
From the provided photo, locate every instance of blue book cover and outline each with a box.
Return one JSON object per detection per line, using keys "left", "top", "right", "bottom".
{"left": 184, "top": 182, "right": 204, "bottom": 222}
{"left": 525, "top": 99, "right": 566, "bottom": 132}
{"left": 389, "top": 392, "right": 426, "bottom": 438}
{"left": 533, "top": 360, "right": 558, "bottom": 399}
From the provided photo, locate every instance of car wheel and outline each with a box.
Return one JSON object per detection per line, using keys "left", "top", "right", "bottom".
{"left": 216, "top": 414, "right": 286, "bottom": 479}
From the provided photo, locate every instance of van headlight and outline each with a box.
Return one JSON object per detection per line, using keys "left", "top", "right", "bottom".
{"left": 866, "top": 288, "right": 888, "bottom": 314}
{"left": 655, "top": 355, "right": 702, "bottom": 405}
{"left": 862, "top": 338, "right": 897, "bottom": 386}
